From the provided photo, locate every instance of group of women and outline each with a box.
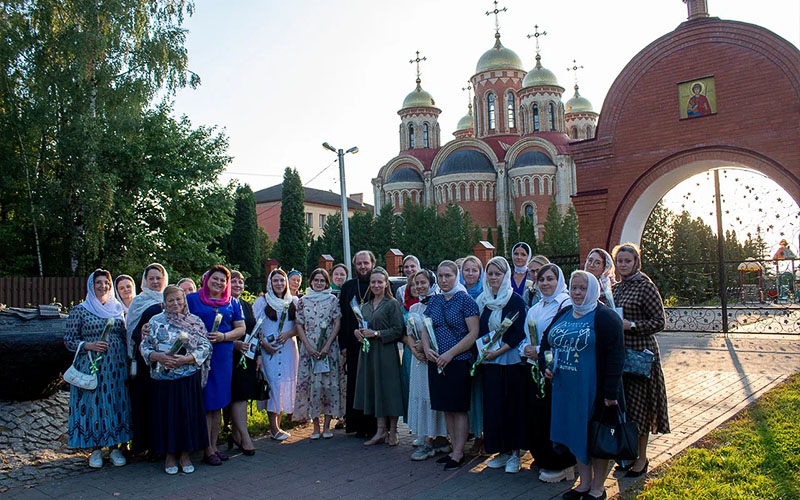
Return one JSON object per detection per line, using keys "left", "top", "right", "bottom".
{"left": 64, "top": 241, "right": 669, "bottom": 497}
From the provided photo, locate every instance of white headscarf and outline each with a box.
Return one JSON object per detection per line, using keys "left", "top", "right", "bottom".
{"left": 511, "top": 242, "right": 532, "bottom": 274}
{"left": 113, "top": 274, "right": 136, "bottom": 314}
{"left": 537, "top": 264, "right": 568, "bottom": 301}
{"left": 403, "top": 255, "right": 421, "bottom": 272}
{"left": 126, "top": 263, "right": 169, "bottom": 356}
{"left": 80, "top": 271, "right": 125, "bottom": 320}
{"left": 439, "top": 262, "right": 467, "bottom": 298}
{"left": 476, "top": 256, "right": 514, "bottom": 331}
{"left": 265, "top": 269, "right": 294, "bottom": 312}
{"left": 570, "top": 270, "right": 600, "bottom": 316}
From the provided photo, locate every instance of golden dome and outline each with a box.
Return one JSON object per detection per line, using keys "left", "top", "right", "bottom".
{"left": 565, "top": 84, "right": 594, "bottom": 114}
{"left": 476, "top": 34, "right": 524, "bottom": 74}
{"left": 402, "top": 80, "right": 437, "bottom": 110}
{"left": 456, "top": 105, "right": 474, "bottom": 130}
{"left": 522, "top": 54, "right": 560, "bottom": 88}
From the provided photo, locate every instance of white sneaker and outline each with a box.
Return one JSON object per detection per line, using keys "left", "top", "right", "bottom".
{"left": 411, "top": 436, "right": 426, "bottom": 447}
{"left": 487, "top": 453, "right": 511, "bottom": 469}
{"left": 505, "top": 454, "right": 521, "bottom": 474}
{"left": 410, "top": 444, "right": 436, "bottom": 461}
{"left": 109, "top": 448, "right": 126, "bottom": 467}
{"left": 538, "top": 466, "right": 575, "bottom": 483}
{"left": 88, "top": 449, "right": 103, "bottom": 468}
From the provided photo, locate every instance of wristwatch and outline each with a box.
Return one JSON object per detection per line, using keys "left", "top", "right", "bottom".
{"left": 374, "top": 330, "right": 381, "bottom": 338}
{"left": 630, "top": 321, "right": 637, "bottom": 331}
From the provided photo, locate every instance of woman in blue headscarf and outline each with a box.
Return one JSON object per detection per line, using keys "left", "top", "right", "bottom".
{"left": 460, "top": 255, "right": 484, "bottom": 300}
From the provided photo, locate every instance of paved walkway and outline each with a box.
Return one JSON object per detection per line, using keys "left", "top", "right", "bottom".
{"left": 3, "top": 332, "right": 799, "bottom": 499}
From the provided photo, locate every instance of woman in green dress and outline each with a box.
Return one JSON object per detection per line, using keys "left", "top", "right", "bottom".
{"left": 353, "top": 267, "right": 405, "bottom": 446}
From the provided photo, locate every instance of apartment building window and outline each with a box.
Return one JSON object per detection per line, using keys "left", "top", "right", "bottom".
{"left": 305, "top": 212, "right": 313, "bottom": 227}
{"left": 319, "top": 214, "right": 327, "bottom": 228}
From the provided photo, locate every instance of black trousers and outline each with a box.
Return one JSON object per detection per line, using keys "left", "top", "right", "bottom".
{"left": 344, "top": 347, "right": 376, "bottom": 436}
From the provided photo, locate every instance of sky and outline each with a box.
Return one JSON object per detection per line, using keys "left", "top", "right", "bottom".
{"left": 170, "top": 0, "right": 800, "bottom": 231}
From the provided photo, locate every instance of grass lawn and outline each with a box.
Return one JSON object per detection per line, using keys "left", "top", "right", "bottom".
{"left": 623, "top": 373, "right": 800, "bottom": 500}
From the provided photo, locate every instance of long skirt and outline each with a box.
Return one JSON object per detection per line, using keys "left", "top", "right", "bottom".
{"left": 469, "top": 370, "right": 484, "bottom": 436}
{"left": 407, "top": 357, "right": 447, "bottom": 438}
{"left": 147, "top": 372, "right": 209, "bottom": 454}
{"left": 344, "top": 347, "right": 377, "bottom": 436}
{"left": 400, "top": 346, "right": 412, "bottom": 422}
{"left": 128, "top": 345, "right": 152, "bottom": 453}
{"left": 527, "top": 377, "right": 576, "bottom": 471}
{"left": 258, "top": 339, "right": 298, "bottom": 414}
{"left": 623, "top": 360, "right": 670, "bottom": 436}
{"left": 231, "top": 350, "right": 260, "bottom": 402}
{"left": 482, "top": 364, "right": 529, "bottom": 454}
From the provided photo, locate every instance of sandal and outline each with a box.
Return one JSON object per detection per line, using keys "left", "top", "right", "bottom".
{"left": 271, "top": 430, "right": 290, "bottom": 441}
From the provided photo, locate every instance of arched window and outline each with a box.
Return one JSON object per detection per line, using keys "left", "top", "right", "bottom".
{"left": 586, "top": 125, "right": 593, "bottom": 138}
{"left": 519, "top": 108, "right": 525, "bottom": 134}
{"left": 507, "top": 91, "right": 516, "bottom": 129}
{"left": 488, "top": 93, "right": 496, "bottom": 130}
{"left": 525, "top": 204, "right": 534, "bottom": 222}
{"left": 408, "top": 123, "right": 415, "bottom": 149}
{"left": 570, "top": 127, "right": 578, "bottom": 139}
{"left": 533, "top": 104, "right": 540, "bottom": 132}
{"left": 548, "top": 103, "right": 555, "bottom": 131}
{"left": 423, "top": 123, "right": 429, "bottom": 148}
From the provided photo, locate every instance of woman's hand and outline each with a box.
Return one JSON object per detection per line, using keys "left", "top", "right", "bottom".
{"left": 604, "top": 399, "right": 618, "bottom": 406}
{"left": 141, "top": 324, "right": 151, "bottom": 337}
{"left": 260, "top": 339, "right": 278, "bottom": 355}
{"left": 84, "top": 341, "right": 109, "bottom": 353}
{"left": 424, "top": 347, "right": 439, "bottom": 363}
{"left": 523, "top": 345, "right": 537, "bottom": 359}
{"left": 622, "top": 319, "right": 631, "bottom": 330}
{"left": 305, "top": 342, "right": 320, "bottom": 359}
{"left": 319, "top": 345, "right": 330, "bottom": 359}
{"left": 256, "top": 356, "right": 262, "bottom": 372}
{"left": 234, "top": 340, "right": 247, "bottom": 354}
{"left": 484, "top": 349, "right": 501, "bottom": 361}
{"left": 354, "top": 329, "right": 364, "bottom": 343}
{"left": 277, "top": 329, "right": 293, "bottom": 344}
{"left": 544, "top": 368, "right": 553, "bottom": 379}
{"left": 157, "top": 353, "right": 181, "bottom": 369}
{"left": 411, "top": 342, "right": 426, "bottom": 362}
{"left": 208, "top": 331, "right": 225, "bottom": 343}
{"left": 436, "top": 350, "right": 454, "bottom": 370}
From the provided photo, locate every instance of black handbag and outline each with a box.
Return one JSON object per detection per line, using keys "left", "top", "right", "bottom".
{"left": 588, "top": 405, "right": 639, "bottom": 461}
{"left": 255, "top": 367, "right": 270, "bottom": 401}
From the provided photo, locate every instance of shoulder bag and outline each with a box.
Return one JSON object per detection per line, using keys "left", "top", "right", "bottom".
{"left": 63, "top": 341, "right": 98, "bottom": 390}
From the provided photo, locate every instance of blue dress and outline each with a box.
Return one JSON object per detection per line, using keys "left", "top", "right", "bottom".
{"left": 64, "top": 306, "right": 132, "bottom": 448}
{"left": 186, "top": 293, "right": 244, "bottom": 411}
{"left": 548, "top": 310, "right": 597, "bottom": 464}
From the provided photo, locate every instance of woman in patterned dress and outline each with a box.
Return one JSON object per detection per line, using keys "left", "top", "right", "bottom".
{"left": 612, "top": 243, "right": 670, "bottom": 478}
{"left": 293, "top": 268, "right": 344, "bottom": 439}
{"left": 64, "top": 269, "right": 131, "bottom": 469}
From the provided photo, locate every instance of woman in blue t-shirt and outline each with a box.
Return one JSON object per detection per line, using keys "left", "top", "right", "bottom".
{"left": 422, "top": 260, "right": 480, "bottom": 471}
{"left": 186, "top": 265, "right": 246, "bottom": 466}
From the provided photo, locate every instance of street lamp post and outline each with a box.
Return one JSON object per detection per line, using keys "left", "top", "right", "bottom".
{"left": 322, "top": 142, "right": 358, "bottom": 278}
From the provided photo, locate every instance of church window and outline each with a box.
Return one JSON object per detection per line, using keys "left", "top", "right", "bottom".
{"left": 586, "top": 125, "right": 593, "bottom": 138}
{"left": 519, "top": 109, "right": 525, "bottom": 133}
{"left": 408, "top": 123, "right": 415, "bottom": 149}
{"left": 533, "top": 104, "right": 540, "bottom": 132}
{"left": 423, "top": 123, "right": 430, "bottom": 148}
{"left": 570, "top": 127, "right": 578, "bottom": 139}
{"left": 548, "top": 103, "right": 555, "bottom": 131}
{"left": 523, "top": 202, "right": 538, "bottom": 227}
{"left": 507, "top": 92, "right": 516, "bottom": 129}
{"left": 488, "top": 93, "right": 496, "bottom": 130}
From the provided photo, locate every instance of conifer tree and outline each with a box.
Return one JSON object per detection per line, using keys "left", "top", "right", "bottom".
{"left": 540, "top": 199, "right": 563, "bottom": 257}
{"left": 496, "top": 225, "right": 506, "bottom": 259}
{"left": 220, "top": 184, "right": 262, "bottom": 289}
{"left": 276, "top": 168, "right": 307, "bottom": 273}
{"left": 507, "top": 213, "right": 521, "bottom": 258}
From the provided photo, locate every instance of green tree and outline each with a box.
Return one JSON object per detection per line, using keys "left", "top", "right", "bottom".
{"left": 0, "top": 0, "right": 200, "bottom": 275}
{"left": 540, "top": 199, "right": 563, "bottom": 257}
{"left": 518, "top": 215, "right": 539, "bottom": 256}
{"left": 561, "top": 204, "right": 579, "bottom": 255}
{"left": 349, "top": 211, "right": 374, "bottom": 260}
{"left": 641, "top": 201, "right": 676, "bottom": 299}
{"left": 496, "top": 225, "right": 506, "bottom": 259}
{"left": 276, "top": 168, "right": 307, "bottom": 273}
{"left": 485, "top": 226, "right": 494, "bottom": 249}
{"left": 372, "top": 204, "right": 397, "bottom": 267}
{"left": 320, "top": 212, "right": 344, "bottom": 264}
{"left": 219, "top": 184, "right": 261, "bottom": 288}
{"left": 507, "top": 212, "right": 521, "bottom": 258}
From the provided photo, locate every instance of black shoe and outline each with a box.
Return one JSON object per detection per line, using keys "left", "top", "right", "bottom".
{"left": 436, "top": 455, "right": 451, "bottom": 464}
{"left": 233, "top": 438, "right": 256, "bottom": 456}
{"left": 443, "top": 457, "right": 465, "bottom": 471}
{"left": 584, "top": 490, "right": 606, "bottom": 500}
{"left": 614, "top": 460, "right": 632, "bottom": 472}
{"left": 562, "top": 488, "right": 590, "bottom": 500}
{"left": 625, "top": 460, "right": 649, "bottom": 478}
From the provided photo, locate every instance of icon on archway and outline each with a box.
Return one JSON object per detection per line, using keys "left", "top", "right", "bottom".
{"left": 678, "top": 76, "right": 717, "bottom": 119}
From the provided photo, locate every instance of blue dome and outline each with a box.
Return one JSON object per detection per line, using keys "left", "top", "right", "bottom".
{"left": 512, "top": 151, "right": 555, "bottom": 169}
{"left": 386, "top": 167, "right": 423, "bottom": 183}
{"left": 436, "top": 150, "right": 495, "bottom": 177}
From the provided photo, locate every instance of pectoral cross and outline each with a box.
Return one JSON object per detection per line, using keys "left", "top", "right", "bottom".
{"left": 526, "top": 24, "right": 547, "bottom": 55}
{"left": 486, "top": 1, "right": 507, "bottom": 34}
{"left": 409, "top": 50, "right": 427, "bottom": 85}
{"left": 567, "top": 59, "right": 584, "bottom": 84}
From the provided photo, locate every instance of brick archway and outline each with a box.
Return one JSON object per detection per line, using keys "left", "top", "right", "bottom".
{"left": 571, "top": 17, "right": 800, "bottom": 258}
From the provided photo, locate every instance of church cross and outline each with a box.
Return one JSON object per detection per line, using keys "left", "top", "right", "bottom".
{"left": 485, "top": 1, "right": 508, "bottom": 34}
{"left": 567, "top": 59, "right": 584, "bottom": 84}
{"left": 462, "top": 82, "right": 473, "bottom": 111}
{"left": 409, "top": 50, "right": 427, "bottom": 84}
{"left": 526, "top": 24, "right": 547, "bottom": 55}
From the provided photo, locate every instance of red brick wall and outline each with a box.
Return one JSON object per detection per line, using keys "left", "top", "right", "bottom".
{"left": 571, "top": 19, "right": 800, "bottom": 259}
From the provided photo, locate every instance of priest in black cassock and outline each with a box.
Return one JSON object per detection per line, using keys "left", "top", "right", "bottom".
{"left": 339, "top": 250, "right": 378, "bottom": 437}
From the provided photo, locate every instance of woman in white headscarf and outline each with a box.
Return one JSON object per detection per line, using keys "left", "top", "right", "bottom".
{"left": 64, "top": 269, "right": 130, "bottom": 469}
{"left": 114, "top": 274, "right": 136, "bottom": 315}
{"left": 510, "top": 242, "right": 533, "bottom": 296}
{"left": 126, "top": 263, "right": 168, "bottom": 455}
{"left": 538, "top": 271, "right": 625, "bottom": 500}
{"left": 520, "top": 263, "right": 577, "bottom": 483}
{"left": 474, "top": 257, "right": 527, "bottom": 474}
{"left": 584, "top": 248, "right": 617, "bottom": 307}
{"left": 254, "top": 269, "right": 298, "bottom": 441}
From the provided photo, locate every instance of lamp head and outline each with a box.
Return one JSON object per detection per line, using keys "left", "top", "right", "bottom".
{"left": 346, "top": 146, "right": 359, "bottom": 154}
{"left": 322, "top": 142, "right": 336, "bottom": 152}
